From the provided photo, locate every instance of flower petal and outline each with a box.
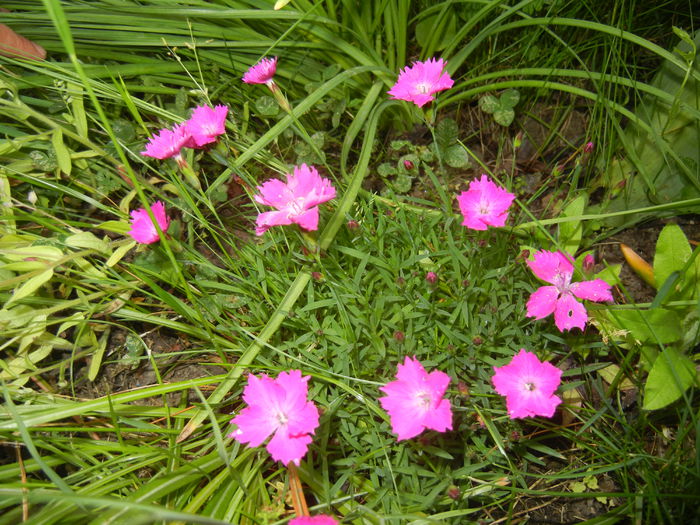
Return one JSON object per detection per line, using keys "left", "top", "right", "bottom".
{"left": 526, "top": 286, "right": 559, "bottom": 319}
{"left": 570, "top": 279, "right": 613, "bottom": 303}
{"left": 553, "top": 293, "right": 587, "bottom": 331}
{"left": 266, "top": 427, "right": 313, "bottom": 466}
{"left": 527, "top": 250, "right": 574, "bottom": 284}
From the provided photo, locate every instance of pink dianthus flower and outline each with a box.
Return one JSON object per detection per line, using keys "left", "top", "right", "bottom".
{"left": 456, "top": 175, "right": 515, "bottom": 230}
{"left": 242, "top": 56, "right": 278, "bottom": 85}
{"left": 289, "top": 516, "right": 339, "bottom": 525}
{"left": 141, "top": 124, "right": 190, "bottom": 160}
{"left": 526, "top": 250, "right": 613, "bottom": 332}
{"left": 378, "top": 356, "right": 452, "bottom": 441}
{"left": 126, "top": 201, "right": 170, "bottom": 244}
{"left": 387, "top": 57, "right": 454, "bottom": 108}
{"left": 254, "top": 164, "right": 336, "bottom": 236}
{"left": 492, "top": 349, "right": 562, "bottom": 419}
{"left": 229, "top": 370, "right": 319, "bottom": 466}
{"left": 184, "top": 104, "right": 228, "bottom": 147}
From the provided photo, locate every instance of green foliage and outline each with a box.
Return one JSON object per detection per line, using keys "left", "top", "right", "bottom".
{"left": 478, "top": 89, "right": 520, "bottom": 126}
{"left": 604, "top": 224, "right": 700, "bottom": 410}
{"left": 0, "top": 0, "right": 699, "bottom": 523}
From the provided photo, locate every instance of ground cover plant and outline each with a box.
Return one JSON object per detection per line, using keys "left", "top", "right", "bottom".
{"left": 1, "top": 0, "right": 699, "bottom": 523}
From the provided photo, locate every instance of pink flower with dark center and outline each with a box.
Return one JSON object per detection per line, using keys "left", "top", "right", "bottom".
{"left": 289, "top": 516, "right": 339, "bottom": 525}
{"left": 127, "top": 201, "right": 170, "bottom": 244}
{"left": 254, "top": 164, "right": 336, "bottom": 236}
{"left": 242, "top": 56, "right": 278, "bottom": 85}
{"left": 387, "top": 57, "right": 454, "bottom": 108}
{"left": 141, "top": 124, "right": 191, "bottom": 160}
{"left": 526, "top": 250, "right": 613, "bottom": 332}
{"left": 184, "top": 104, "right": 228, "bottom": 147}
{"left": 229, "top": 370, "right": 319, "bottom": 466}
{"left": 456, "top": 175, "right": 516, "bottom": 230}
{"left": 492, "top": 349, "right": 562, "bottom": 419}
{"left": 378, "top": 356, "right": 452, "bottom": 441}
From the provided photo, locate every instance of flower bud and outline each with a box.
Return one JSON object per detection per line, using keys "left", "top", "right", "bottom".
{"left": 425, "top": 271, "right": 438, "bottom": 285}
{"left": 403, "top": 159, "right": 414, "bottom": 170}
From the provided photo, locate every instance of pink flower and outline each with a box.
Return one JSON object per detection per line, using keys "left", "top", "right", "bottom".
{"left": 254, "top": 164, "right": 336, "bottom": 236}
{"left": 229, "top": 370, "right": 319, "bottom": 466}
{"left": 456, "top": 175, "right": 516, "bottom": 230}
{"left": 378, "top": 356, "right": 452, "bottom": 441}
{"left": 289, "top": 516, "right": 338, "bottom": 525}
{"left": 184, "top": 104, "right": 228, "bottom": 147}
{"left": 526, "top": 250, "right": 613, "bottom": 332}
{"left": 127, "top": 201, "right": 170, "bottom": 244}
{"left": 387, "top": 57, "right": 454, "bottom": 108}
{"left": 141, "top": 124, "right": 190, "bottom": 160}
{"left": 492, "top": 349, "right": 562, "bottom": 419}
{"left": 242, "top": 56, "right": 278, "bottom": 85}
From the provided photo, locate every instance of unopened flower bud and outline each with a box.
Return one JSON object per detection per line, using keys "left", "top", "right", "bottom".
{"left": 346, "top": 219, "right": 359, "bottom": 231}
{"left": 403, "top": 159, "right": 414, "bottom": 170}
{"left": 426, "top": 271, "right": 438, "bottom": 284}
{"left": 472, "top": 336, "right": 483, "bottom": 345}
{"left": 584, "top": 141, "right": 594, "bottom": 153}
{"left": 582, "top": 254, "right": 595, "bottom": 274}
{"left": 393, "top": 330, "right": 405, "bottom": 342}
{"left": 447, "top": 485, "right": 460, "bottom": 500}
{"left": 457, "top": 381, "right": 470, "bottom": 397}
{"left": 311, "top": 271, "right": 323, "bottom": 281}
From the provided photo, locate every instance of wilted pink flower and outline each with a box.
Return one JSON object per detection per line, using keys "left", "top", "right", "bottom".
{"left": 526, "top": 250, "right": 613, "bottom": 332}
{"left": 141, "top": 124, "right": 190, "bottom": 160}
{"left": 254, "top": 164, "right": 336, "bottom": 236}
{"left": 387, "top": 57, "right": 454, "bottom": 108}
{"left": 378, "top": 356, "right": 452, "bottom": 441}
{"left": 289, "top": 516, "right": 338, "bottom": 525}
{"left": 185, "top": 104, "right": 228, "bottom": 147}
{"left": 456, "top": 175, "right": 515, "bottom": 230}
{"left": 492, "top": 349, "right": 562, "bottom": 419}
{"left": 242, "top": 56, "right": 278, "bottom": 85}
{"left": 230, "top": 370, "right": 319, "bottom": 466}
{"left": 127, "top": 201, "right": 170, "bottom": 244}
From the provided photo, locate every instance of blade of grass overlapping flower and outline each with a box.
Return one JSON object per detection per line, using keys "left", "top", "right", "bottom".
{"left": 206, "top": 65, "right": 376, "bottom": 195}
{"left": 177, "top": 94, "right": 391, "bottom": 442}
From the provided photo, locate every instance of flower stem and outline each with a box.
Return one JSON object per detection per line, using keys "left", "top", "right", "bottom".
{"left": 288, "top": 463, "right": 309, "bottom": 517}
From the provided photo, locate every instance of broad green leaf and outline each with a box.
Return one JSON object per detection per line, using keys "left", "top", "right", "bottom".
{"left": 52, "top": 128, "right": 72, "bottom": 175}
{"left": 444, "top": 143, "right": 470, "bottom": 168}
{"left": 97, "top": 220, "right": 131, "bottom": 234}
{"left": 500, "top": 88, "right": 521, "bottom": 108}
{"left": 643, "top": 347, "right": 697, "bottom": 410}
{"left": 3, "top": 245, "right": 63, "bottom": 262}
{"left": 653, "top": 223, "right": 691, "bottom": 294}
{"left": 106, "top": 241, "right": 136, "bottom": 267}
{"left": 0, "top": 344, "right": 53, "bottom": 384}
{"left": 493, "top": 108, "right": 515, "bottom": 126}
{"left": 65, "top": 231, "right": 110, "bottom": 254}
{"left": 435, "top": 117, "right": 459, "bottom": 149}
{"left": 392, "top": 174, "right": 413, "bottom": 194}
{"left": 254, "top": 95, "right": 279, "bottom": 117}
{"left": 609, "top": 308, "right": 682, "bottom": 344}
{"left": 88, "top": 330, "right": 110, "bottom": 381}
{"left": 478, "top": 95, "right": 499, "bottom": 114}
{"left": 6, "top": 268, "right": 53, "bottom": 307}
{"left": 558, "top": 194, "right": 586, "bottom": 254}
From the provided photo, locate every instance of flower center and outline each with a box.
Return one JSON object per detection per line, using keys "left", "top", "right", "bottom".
{"left": 524, "top": 382, "right": 536, "bottom": 391}
{"left": 415, "top": 82, "right": 431, "bottom": 94}
{"left": 416, "top": 390, "right": 433, "bottom": 410}
{"left": 288, "top": 197, "right": 307, "bottom": 216}
{"left": 276, "top": 411, "right": 288, "bottom": 426}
